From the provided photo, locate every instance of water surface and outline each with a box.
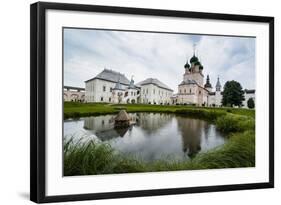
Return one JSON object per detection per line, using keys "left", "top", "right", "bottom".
{"left": 64, "top": 113, "right": 226, "bottom": 161}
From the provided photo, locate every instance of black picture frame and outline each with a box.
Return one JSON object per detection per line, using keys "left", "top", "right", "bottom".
{"left": 30, "top": 1, "right": 274, "bottom": 203}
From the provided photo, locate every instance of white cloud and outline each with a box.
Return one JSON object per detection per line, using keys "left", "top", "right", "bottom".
{"left": 64, "top": 28, "right": 255, "bottom": 91}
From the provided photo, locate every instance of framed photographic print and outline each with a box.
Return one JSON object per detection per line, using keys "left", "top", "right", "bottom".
{"left": 30, "top": 2, "right": 274, "bottom": 203}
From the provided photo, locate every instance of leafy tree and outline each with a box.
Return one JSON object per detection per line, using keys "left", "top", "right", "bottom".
{"left": 247, "top": 98, "right": 255, "bottom": 109}
{"left": 222, "top": 80, "right": 245, "bottom": 107}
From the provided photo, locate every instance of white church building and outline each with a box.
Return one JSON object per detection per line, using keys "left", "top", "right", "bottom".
{"left": 172, "top": 52, "right": 255, "bottom": 108}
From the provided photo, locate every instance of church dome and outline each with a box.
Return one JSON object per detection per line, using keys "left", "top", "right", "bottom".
{"left": 204, "top": 75, "right": 212, "bottom": 88}
{"left": 190, "top": 55, "right": 199, "bottom": 63}
{"left": 194, "top": 61, "right": 201, "bottom": 66}
{"left": 184, "top": 62, "right": 190, "bottom": 69}
{"left": 199, "top": 65, "right": 204, "bottom": 70}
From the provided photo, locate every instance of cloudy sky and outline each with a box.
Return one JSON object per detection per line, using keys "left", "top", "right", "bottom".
{"left": 64, "top": 28, "right": 255, "bottom": 92}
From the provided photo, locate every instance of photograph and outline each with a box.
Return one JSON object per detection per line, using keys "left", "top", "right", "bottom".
{"left": 63, "top": 28, "right": 256, "bottom": 176}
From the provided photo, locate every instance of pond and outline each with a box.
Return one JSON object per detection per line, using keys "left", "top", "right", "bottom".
{"left": 64, "top": 113, "right": 226, "bottom": 161}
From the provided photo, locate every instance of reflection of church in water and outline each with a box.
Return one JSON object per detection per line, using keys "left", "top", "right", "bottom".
{"left": 177, "top": 117, "right": 210, "bottom": 157}
{"left": 83, "top": 113, "right": 219, "bottom": 158}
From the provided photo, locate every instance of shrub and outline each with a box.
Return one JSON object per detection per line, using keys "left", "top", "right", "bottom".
{"left": 216, "top": 114, "right": 255, "bottom": 133}
{"left": 247, "top": 98, "right": 255, "bottom": 109}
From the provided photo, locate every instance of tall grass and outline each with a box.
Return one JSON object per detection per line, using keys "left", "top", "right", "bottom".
{"left": 64, "top": 130, "right": 255, "bottom": 176}
{"left": 216, "top": 114, "right": 255, "bottom": 133}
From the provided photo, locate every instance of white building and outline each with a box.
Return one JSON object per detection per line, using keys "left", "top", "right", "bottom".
{"left": 173, "top": 52, "right": 255, "bottom": 108}
{"left": 242, "top": 89, "right": 255, "bottom": 108}
{"left": 136, "top": 78, "right": 173, "bottom": 105}
{"left": 84, "top": 69, "right": 140, "bottom": 104}
{"left": 85, "top": 69, "right": 173, "bottom": 104}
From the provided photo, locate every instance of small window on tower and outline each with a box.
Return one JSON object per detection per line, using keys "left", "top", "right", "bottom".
{"left": 190, "top": 89, "right": 192, "bottom": 93}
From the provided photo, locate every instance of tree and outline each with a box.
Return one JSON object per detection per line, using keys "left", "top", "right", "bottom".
{"left": 222, "top": 80, "right": 245, "bottom": 107}
{"left": 247, "top": 98, "right": 255, "bottom": 109}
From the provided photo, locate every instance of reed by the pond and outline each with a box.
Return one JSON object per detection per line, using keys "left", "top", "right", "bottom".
{"left": 63, "top": 105, "right": 255, "bottom": 176}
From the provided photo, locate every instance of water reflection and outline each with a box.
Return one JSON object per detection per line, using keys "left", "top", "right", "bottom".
{"left": 64, "top": 113, "right": 226, "bottom": 161}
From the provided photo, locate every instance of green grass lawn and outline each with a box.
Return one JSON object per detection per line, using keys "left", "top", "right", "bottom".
{"left": 64, "top": 102, "right": 255, "bottom": 119}
{"left": 63, "top": 102, "right": 255, "bottom": 176}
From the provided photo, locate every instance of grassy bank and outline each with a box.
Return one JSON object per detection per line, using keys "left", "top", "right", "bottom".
{"left": 64, "top": 130, "right": 255, "bottom": 176}
{"left": 63, "top": 103, "right": 255, "bottom": 176}
{"left": 64, "top": 102, "right": 255, "bottom": 119}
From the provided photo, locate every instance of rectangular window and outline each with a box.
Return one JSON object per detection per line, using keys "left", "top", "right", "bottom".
{"left": 103, "top": 86, "right": 106, "bottom": 92}
{"left": 101, "top": 97, "right": 103, "bottom": 101}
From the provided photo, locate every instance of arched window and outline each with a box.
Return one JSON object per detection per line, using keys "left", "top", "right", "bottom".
{"left": 190, "top": 89, "right": 192, "bottom": 93}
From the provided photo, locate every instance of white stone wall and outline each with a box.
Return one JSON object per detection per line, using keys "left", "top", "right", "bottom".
{"left": 125, "top": 88, "right": 139, "bottom": 103}
{"left": 208, "top": 95, "right": 216, "bottom": 106}
{"left": 183, "top": 70, "right": 204, "bottom": 87}
{"left": 85, "top": 79, "right": 141, "bottom": 104}
{"left": 85, "top": 79, "right": 127, "bottom": 103}
{"left": 242, "top": 93, "right": 255, "bottom": 108}
{"left": 64, "top": 89, "right": 85, "bottom": 102}
{"left": 215, "top": 91, "right": 222, "bottom": 107}
{"left": 176, "top": 86, "right": 209, "bottom": 106}
{"left": 139, "top": 84, "right": 172, "bottom": 104}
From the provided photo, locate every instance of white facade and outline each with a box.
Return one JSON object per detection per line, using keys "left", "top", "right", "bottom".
{"left": 137, "top": 79, "right": 173, "bottom": 105}
{"left": 85, "top": 79, "right": 117, "bottom": 103}
{"left": 242, "top": 90, "right": 255, "bottom": 108}
{"left": 84, "top": 69, "right": 172, "bottom": 105}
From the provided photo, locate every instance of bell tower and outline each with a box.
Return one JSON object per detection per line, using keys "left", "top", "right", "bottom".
{"left": 183, "top": 44, "right": 204, "bottom": 86}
